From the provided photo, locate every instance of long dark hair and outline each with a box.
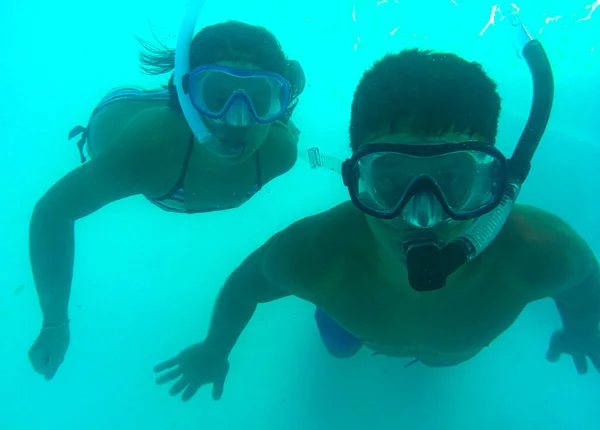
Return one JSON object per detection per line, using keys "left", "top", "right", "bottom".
{"left": 136, "top": 21, "right": 288, "bottom": 78}
{"left": 136, "top": 33, "right": 175, "bottom": 75}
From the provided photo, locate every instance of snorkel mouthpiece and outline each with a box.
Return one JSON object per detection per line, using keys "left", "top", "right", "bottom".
{"left": 406, "top": 242, "right": 468, "bottom": 291}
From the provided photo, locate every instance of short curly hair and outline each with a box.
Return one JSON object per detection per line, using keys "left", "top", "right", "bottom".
{"left": 350, "top": 49, "right": 501, "bottom": 151}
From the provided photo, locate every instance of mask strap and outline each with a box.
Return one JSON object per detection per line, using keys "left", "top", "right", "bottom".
{"left": 298, "top": 147, "right": 344, "bottom": 175}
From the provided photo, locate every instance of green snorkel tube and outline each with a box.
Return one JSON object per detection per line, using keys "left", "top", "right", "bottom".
{"left": 405, "top": 5, "right": 555, "bottom": 291}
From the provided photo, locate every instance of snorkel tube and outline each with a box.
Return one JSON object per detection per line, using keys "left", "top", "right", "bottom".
{"left": 406, "top": 4, "right": 554, "bottom": 292}
{"left": 174, "top": 0, "right": 212, "bottom": 145}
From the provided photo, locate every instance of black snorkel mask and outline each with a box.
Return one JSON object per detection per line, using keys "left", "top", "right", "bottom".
{"left": 398, "top": 7, "right": 554, "bottom": 292}
{"left": 301, "top": 5, "right": 554, "bottom": 292}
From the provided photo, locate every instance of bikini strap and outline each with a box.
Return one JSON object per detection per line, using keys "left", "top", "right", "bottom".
{"left": 167, "top": 75, "right": 183, "bottom": 113}
{"left": 255, "top": 149, "right": 263, "bottom": 189}
{"left": 68, "top": 125, "right": 89, "bottom": 163}
{"left": 153, "top": 133, "right": 195, "bottom": 201}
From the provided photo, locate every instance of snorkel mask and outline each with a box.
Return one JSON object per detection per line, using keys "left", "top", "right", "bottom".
{"left": 397, "top": 5, "right": 554, "bottom": 292}
{"left": 173, "top": 1, "right": 294, "bottom": 158}
{"left": 302, "top": 4, "right": 554, "bottom": 292}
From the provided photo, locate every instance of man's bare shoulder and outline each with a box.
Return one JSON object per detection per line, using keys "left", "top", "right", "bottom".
{"left": 262, "top": 201, "right": 372, "bottom": 300}
{"left": 493, "top": 204, "right": 595, "bottom": 300}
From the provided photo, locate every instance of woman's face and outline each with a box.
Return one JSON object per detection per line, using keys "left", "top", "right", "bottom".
{"left": 200, "top": 60, "right": 273, "bottom": 161}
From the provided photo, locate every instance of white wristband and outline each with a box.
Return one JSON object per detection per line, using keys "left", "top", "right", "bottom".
{"left": 41, "top": 320, "right": 70, "bottom": 331}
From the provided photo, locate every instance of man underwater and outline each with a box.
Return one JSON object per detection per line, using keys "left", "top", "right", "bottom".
{"left": 154, "top": 46, "right": 600, "bottom": 401}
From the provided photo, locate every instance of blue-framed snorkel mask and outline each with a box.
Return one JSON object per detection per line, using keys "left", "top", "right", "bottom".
{"left": 173, "top": 0, "right": 293, "bottom": 157}
{"left": 185, "top": 64, "right": 292, "bottom": 126}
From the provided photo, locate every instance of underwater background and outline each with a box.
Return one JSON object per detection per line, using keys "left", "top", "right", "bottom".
{"left": 1, "top": 0, "right": 599, "bottom": 428}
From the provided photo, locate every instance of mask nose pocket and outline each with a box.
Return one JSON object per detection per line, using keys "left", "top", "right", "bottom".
{"left": 223, "top": 95, "right": 254, "bottom": 127}
{"left": 403, "top": 191, "right": 446, "bottom": 229}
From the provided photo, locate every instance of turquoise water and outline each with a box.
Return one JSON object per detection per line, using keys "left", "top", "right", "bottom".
{"left": 1, "top": 0, "right": 599, "bottom": 429}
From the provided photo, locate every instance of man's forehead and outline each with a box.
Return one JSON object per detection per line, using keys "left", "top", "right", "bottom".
{"left": 359, "top": 130, "right": 481, "bottom": 147}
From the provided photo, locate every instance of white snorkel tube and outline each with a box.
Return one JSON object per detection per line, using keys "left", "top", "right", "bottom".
{"left": 174, "top": 0, "right": 211, "bottom": 144}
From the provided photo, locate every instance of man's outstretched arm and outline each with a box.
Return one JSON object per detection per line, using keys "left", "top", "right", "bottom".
{"left": 154, "top": 214, "right": 341, "bottom": 400}
{"left": 512, "top": 207, "right": 600, "bottom": 374}
{"left": 153, "top": 235, "right": 292, "bottom": 401}
{"left": 204, "top": 238, "right": 291, "bottom": 358}
{"left": 203, "top": 213, "right": 339, "bottom": 357}
{"left": 532, "top": 213, "right": 600, "bottom": 373}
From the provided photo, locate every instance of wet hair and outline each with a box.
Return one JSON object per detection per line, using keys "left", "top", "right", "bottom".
{"left": 137, "top": 20, "right": 288, "bottom": 77}
{"left": 349, "top": 48, "right": 501, "bottom": 152}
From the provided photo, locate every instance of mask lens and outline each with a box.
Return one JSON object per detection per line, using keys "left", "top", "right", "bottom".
{"left": 357, "top": 154, "right": 410, "bottom": 211}
{"left": 442, "top": 152, "right": 501, "bottom": 214}
{"left": 200, "top": 72, "right": 235, "bottom": 112}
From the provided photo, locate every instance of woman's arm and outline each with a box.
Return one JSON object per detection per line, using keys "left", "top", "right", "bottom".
{"left": 30, "top": 108, "right": 179, "bottom": 327}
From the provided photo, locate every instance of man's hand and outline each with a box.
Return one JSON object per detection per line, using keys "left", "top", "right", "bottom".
{"left": 154, "top": 343, "right": 230, "bottom": 401}
{"left": 546, "top": 329, "right": 600, "bottom": 374}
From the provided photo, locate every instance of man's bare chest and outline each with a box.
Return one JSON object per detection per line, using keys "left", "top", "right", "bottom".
{"left": 321, "top": 268, "right": 528, "bottom": 357}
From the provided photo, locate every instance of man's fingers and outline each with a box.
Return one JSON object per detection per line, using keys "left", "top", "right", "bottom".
{"left": 155, "top": 368, "right": 183, "bottom": 385}
{"left": 212, "top": 380, "right": 224, "bottom": 401}
{"left": 589, "top": 352, "right": 600, "bottom": 373}
{"left": 182, "top": 382, "right": 201, "bottom": 402}
{"left": 154, "top": 357, "right": 179, "bottom": 373}
{"left": 212, "top": 364, "right": 229, "bottom": 400}
{"left": 169, "top": 377, "right": 189, "bottom": 397}
{"left": 572, "top": 354, "right": 588, "bottom": 375}
{"left": 545, "top": 347, "right": 561, "bottom": 363}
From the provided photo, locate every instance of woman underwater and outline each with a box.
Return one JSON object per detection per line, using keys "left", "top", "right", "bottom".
{"left": 28, "top": 20, "right": 306, "bottom": 380}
